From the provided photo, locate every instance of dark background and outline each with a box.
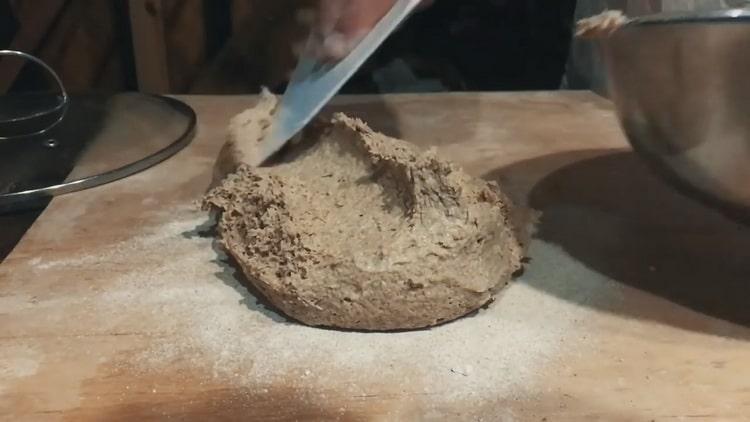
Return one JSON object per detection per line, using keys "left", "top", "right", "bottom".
{"left": 1, "top": 0, "right": 577, "bottom": 95}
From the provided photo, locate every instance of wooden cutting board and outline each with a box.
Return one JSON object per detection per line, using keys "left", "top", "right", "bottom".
{"left": 2, "top": 93, "right": 749, "bottom": 421}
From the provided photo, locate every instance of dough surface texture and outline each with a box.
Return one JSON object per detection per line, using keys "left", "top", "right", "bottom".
{"left": 203, "top": 95, "right": 522, "bottom": 330}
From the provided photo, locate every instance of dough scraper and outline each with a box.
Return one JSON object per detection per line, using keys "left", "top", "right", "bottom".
{"left": 256, "top": 0, "right": 423, "bottom": 166}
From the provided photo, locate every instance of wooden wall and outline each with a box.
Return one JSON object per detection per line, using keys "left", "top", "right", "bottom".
{"left": 3, "top": 0, "right": 128, "bottom": 93}
{"left": 2, "top": 0, "right": 249, "bottom": 94}
{"left": 128, "top": 0, "right": 217, "bottom": 93}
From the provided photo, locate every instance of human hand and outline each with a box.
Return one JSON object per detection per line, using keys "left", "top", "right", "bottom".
{"left": 310, "top": 0, "right": 432, "bottom": 61}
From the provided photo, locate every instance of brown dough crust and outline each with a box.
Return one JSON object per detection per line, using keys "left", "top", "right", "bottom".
{"left": 211, "top": 88, "right": 278, "bottom": 188}
{"left": 204, "top": 97, "right": 523, "bottom": 331}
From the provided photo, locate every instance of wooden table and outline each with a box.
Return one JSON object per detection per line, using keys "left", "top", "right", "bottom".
{"left": 2, "top": 93, "right": 749, "bottom": 421}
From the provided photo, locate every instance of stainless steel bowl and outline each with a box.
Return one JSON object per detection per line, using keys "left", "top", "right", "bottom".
{"left": 602, "top": 9, "right": 750, "bottom": 216}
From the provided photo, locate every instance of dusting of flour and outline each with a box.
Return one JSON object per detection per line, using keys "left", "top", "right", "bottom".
{"left": 27, "top": 205, "right": 621, "bottom": 409}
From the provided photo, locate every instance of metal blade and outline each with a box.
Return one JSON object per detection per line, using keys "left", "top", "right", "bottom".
{"left": 257, "top": 0, "right": 422, "bottom": 165}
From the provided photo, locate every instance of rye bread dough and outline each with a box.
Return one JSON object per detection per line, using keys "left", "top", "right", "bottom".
{"left": 203, "top": 93, "right": 523, "bottom": 330}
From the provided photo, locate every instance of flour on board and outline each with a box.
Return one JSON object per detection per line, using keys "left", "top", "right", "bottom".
{"left": 22, "top": 205, "right": 622, "bottom": 412}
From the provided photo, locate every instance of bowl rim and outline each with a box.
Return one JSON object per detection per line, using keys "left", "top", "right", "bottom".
{"left": 629, "top": 7, "right": 750, "bottom": 26}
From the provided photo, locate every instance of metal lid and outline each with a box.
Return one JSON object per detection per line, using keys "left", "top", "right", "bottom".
{"left": 629, "top": 7, "right": 750, "bottom": 26}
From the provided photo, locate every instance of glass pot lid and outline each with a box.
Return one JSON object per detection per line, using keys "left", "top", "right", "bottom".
{"left": 0, "top": 51, "right": 196, "bottom": 212}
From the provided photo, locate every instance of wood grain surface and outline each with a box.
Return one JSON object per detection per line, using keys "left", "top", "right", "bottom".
{"left": 1, "top": 93, "right": 749, "bottom": 421}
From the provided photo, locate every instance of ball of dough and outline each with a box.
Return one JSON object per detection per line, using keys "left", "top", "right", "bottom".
{"left": 203, "top": 100, "right": 523, "bottom": 331}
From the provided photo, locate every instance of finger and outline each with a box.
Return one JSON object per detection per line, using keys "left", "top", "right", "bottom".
{"left": 316, "top": 0, "right": 396, "bottom": 61}
{"left": 332, "top": 0, "right": 396, "bottom": 40}
{"left": 313, "top": 0, "right": 427, "bottom": 61}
